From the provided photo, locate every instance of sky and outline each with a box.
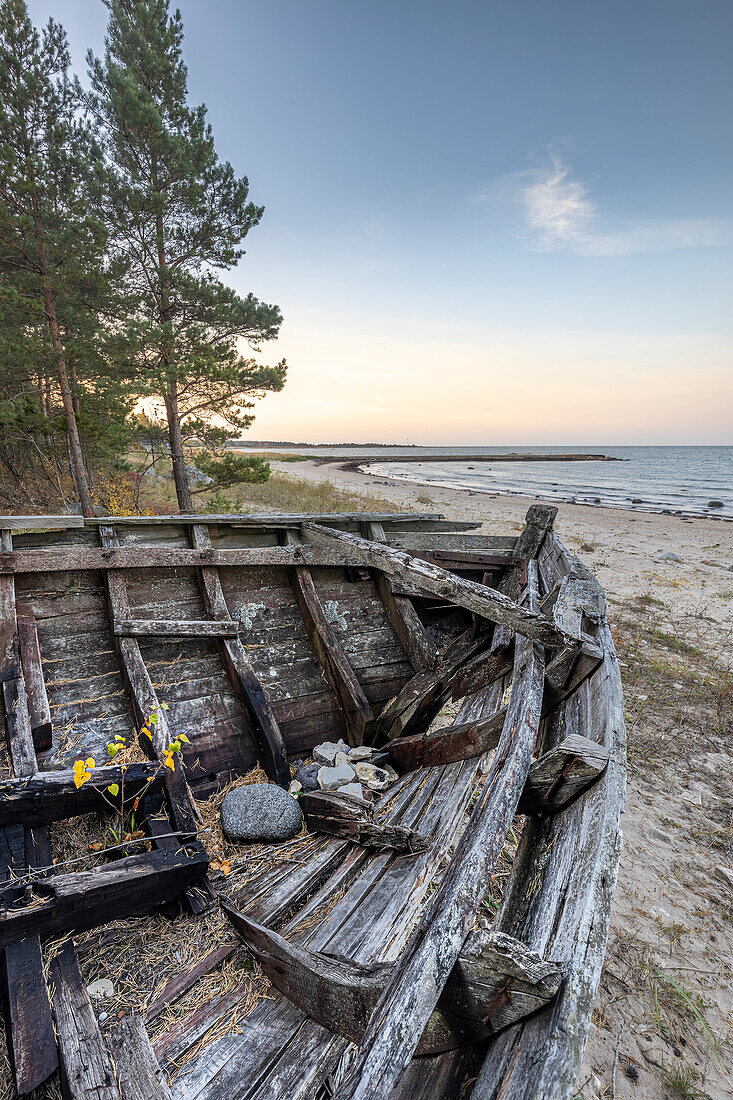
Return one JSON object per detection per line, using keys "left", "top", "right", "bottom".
{"left": 28, "top": 0, "right": 733, "bottom": 444}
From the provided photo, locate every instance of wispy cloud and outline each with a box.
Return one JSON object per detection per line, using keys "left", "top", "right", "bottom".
{"left": 482, "top": 153, "right": 733, "bottom": 256}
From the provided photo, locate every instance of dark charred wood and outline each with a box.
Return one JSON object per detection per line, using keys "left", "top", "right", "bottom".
{"left": 0, "top": 847, "right": 208, "bottom": 950}
{"left": 0, "top": 762, "right": 164, "bottom": 829}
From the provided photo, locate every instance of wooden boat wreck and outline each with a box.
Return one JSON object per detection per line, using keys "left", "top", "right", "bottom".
{"left": 0, "top": 505, "right": 625, "bottom": 1099}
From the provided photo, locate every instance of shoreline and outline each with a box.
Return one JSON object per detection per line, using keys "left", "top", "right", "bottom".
{"left": 272, "top": 457, "right": 733, "bottom": 658}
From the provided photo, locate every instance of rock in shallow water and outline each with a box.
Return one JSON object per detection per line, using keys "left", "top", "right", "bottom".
{"left": 221, "top": 783, "right": 303, "bottom": 843}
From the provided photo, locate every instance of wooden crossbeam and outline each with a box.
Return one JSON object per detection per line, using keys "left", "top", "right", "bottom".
{"left": 388, "top": 707, "right": 508, "bottom": 771}
{"left": 0, "top": 847, "right": 208, "bottom": 950}
{"left": 223, "top": 901, "right": 562, "bottom": 1056}
{"left": 0, "top": 762, "right": 163, "bottom": 829}
{"left": 362, "top": 521, "right": 437, "bottom": 672}
{"left": 189, "top": 524, "right": 289, "bottom": 786}
{"left": 0, "top": 545, "right": 353, "bottom": 573}
{"left": 303, "top": 523, "right": 573, "bottom": 648}
{"left": 99, "top": 526, "right": 213, "bottom": 913}
{"left": 113, "top": 618, "right": 238, "bottom": 638}
{"left": 283, "top": 529, "right": 374, "bottom": 747}
{"left": 330, "top": 561, "right": 546, "bottom": 1100}
{"left": 0, "top": 529, "right": 59, "bottom": 1094}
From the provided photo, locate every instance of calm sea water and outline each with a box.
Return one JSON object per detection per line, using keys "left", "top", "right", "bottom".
{"left": 362, "top": 446, "right": 732, "bottom": 517}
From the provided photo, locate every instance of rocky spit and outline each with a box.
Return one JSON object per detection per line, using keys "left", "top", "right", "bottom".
{"left": 219, "top": 739, "right": 400, "bottom": 843}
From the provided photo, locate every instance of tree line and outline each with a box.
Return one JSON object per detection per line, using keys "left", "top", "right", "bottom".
{"left": 0, "top": 0, "right": 286, "bottom": 515}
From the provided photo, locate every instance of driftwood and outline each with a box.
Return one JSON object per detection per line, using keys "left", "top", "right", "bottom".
{"left": 222, "top": 901, "right": 562, "bottom": 1056}
{"left": 362, "top": 521, "right": 437, "bottom": 672}
{"left": 329, "top": 561, "right": 545, "bottom": 1100}
{"left": 0, "top": 762, "right": 163, "bottom": 829}
{"left": 303, "top": 523, "right": 573, "bottom": 648}
{"left": 518, "top": 734, "right": 610, "bottom": 815}
{"left": 0, "top": 846, "right": 208, "bottom": 950}
{"left": 283, "top": 529, "right": 374, "bottom": 746}
{"left": 190, "top": 524, "right": 289, "bottom": 786}
{"left": 299, "top": 790, "right": 428, "bottom": 852}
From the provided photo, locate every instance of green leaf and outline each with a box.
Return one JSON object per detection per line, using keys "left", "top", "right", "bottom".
{"left": 107, "top": 782, "right": 120, "bottom": 797}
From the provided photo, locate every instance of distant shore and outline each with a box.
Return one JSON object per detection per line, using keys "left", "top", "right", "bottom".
{"left": 331, "top": 451, "right": 617, "bottom": 471}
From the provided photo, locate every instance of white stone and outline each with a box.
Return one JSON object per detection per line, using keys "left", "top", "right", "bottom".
{"left": 354, "top": 762, "right": 391, "bottom": 791}
{"left": 334, "top": 751, "right": 350, "bottom": 766}
{"left": 339, "top": 782, "right": 366, "bottom": 801}
{"left": 87, "top": 979, "right": 115, "bottom": 1000}
{"left": 313, "top": 740, "right": 349, "bottom": 766}
{"left": 347, "top": 746, "right": 373, "bottom": 762}
{"left": 383, "top": 764, "right": 399, "bottom": 783}
{"left": 288, "top": 780, "right": 302, "bottom": 796}
{"left": 318, "top": 760, "right": 356, "bottom": 790}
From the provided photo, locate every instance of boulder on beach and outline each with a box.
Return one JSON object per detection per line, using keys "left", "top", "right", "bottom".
{"left": 708, "top": 500, "right": 724, "bottom": 509}
{"left": 220, "top": 782, "right": 303, "bottom": 843}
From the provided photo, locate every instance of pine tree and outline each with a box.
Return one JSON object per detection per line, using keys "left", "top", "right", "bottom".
{"left": 0, "top": 0, "right": 104, "bottom": 515}
{"left": 89, "top": 0, "right": 286, "bottom": 512}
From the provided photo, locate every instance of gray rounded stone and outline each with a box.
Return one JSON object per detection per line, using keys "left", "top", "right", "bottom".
{"left": 294, "top": 763, "right": 321, "bottom": 793}
{"left": 220, "top": 783, "right": 303, "bottom": 843}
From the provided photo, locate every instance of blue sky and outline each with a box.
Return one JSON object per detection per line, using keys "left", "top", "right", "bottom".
{"left": 29, "top": 0, "right": 733, "bottom": 443}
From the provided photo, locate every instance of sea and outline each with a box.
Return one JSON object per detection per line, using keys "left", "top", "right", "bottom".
{"left": 249, "top": 445, "right": 733, "bottom": 518}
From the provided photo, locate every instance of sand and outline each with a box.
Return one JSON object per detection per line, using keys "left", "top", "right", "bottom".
{"left": 275, "top": 457, "right": 733, "bottom": 1099}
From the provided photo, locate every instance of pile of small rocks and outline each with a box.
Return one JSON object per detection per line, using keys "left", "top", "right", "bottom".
{"left": 290, "top": 739, "right": 398, "bottom": 802}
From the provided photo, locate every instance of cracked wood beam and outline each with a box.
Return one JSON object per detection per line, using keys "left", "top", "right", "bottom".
{"left": 303, "top": 522, "right": 572, "bottom": 649}
{"left": 362, "top": 521, "right": 437, "bottom": 672}
{"left": 99, "top": 526, "right": 213, "bottom": 913}
{"left": 0, "top": 762, "right": 164, "bottom": 829}
{"left": 189, "top": 524, "right": 289, "bottom": 786}
{"left": 282, "top": 530, "right": 374, "bottom": 747}
{"left": 517, "top": 734, "right": 611, "bottom": 815}
{"left": 16, "top": 608, "right": 52, "bottom": 750}
{"left": 113, "top": 618, "right": 238, "bottom": 638}
{"left": 298, "top": 790, "right": 429, "bottom": 852}
{"left": 222, "top": 900, "right": 562, "bottom": 1056}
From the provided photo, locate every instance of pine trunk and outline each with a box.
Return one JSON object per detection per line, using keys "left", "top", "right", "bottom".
{"left": 39, "top": 280, "right": 93, "bottom": 518}
{"left": 164, "top": 385, "right": 192, "bottom": 513}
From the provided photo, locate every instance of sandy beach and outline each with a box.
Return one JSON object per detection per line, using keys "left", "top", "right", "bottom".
{"left": 273, "top": 456, "right": 733, "bottom": 1099}
{"left": 279, "top": 457, "right": 733, "bottom": 659}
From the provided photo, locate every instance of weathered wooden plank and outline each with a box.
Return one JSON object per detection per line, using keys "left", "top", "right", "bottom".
{"left": 106, "top": 1014, "right": 172, "bottom": 1100}
{"left": 471, "top": 536, "right": 625, "bottom": 1100}
{"left": 50, "top": 939, "right": 121, "bottom": 1100}
{"left": 283, "top": 531, "right": 374, "bottom": 747}
{"left": 223, "top": 902, "right": 561, "bottom": 1056}
{"left": 0, "top": 530, "right": 59, "bottom": 1095}
{"left": 0, "top": 762, "right": 163, "bottom": 829}
{"left": 303, "top": 523, "right": 572, "bottom": 648}
{"left": 362, "top": 521, "right": 437, "bottom": 672}
{"left": 17, "top": 609, "right": 52, "bottom": 749}
{"left": 0, "top": 847, "right": 208, "bottom": 949}
{"left": 299, "top": 790, "right": 429, "bottom": 852}
{"left": 0, "top": 515, "right": 85, "bottom": 530}
{"left": 190, "top": 524, "right": 289, "bottom": 785}
{"left": 388, "top": 706, "right": 507, "bottom": 771}
{"left": 94, "top": 512, "right": 442, "bottom": 527}
{"left": 0, "top": 545, "right": 357, "bottom": 573}
{"left": 113, "top": 618, "right": 238, "bottom": 638}
{"left": 329, "top": 562, "right": 546, "bottom": 1100}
